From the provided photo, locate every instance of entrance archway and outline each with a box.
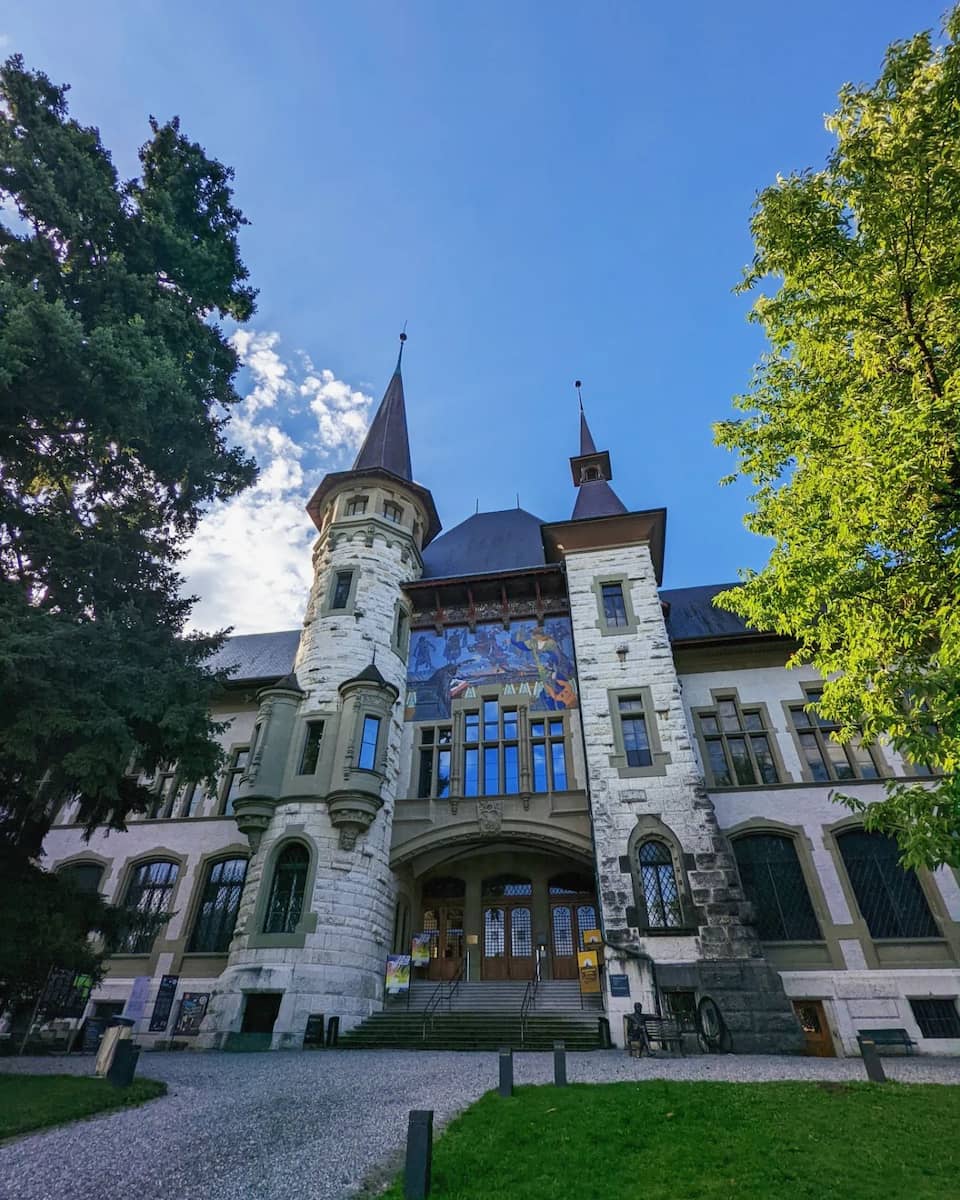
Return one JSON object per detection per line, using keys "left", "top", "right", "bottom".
{"left": 481, "top": 875, "right": 534, "bottom": 980}
{"left": 421, "top": 876, "right": 465, "bottom": 980}
{"left": 548, "top": 873, "right": 598, "bottom": 980}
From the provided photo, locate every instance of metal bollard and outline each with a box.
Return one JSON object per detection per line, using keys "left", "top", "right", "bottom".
{"left": 598, "top": 1017, "right": 611, "bottom": 1049}
{"left": 404, "top": 1109, "right": 433, "bottom": 1199}
{"left": 553, "top": 1040, "right": 567, "bottom": 1087}
{"left": 106, "top": 1039, "right": 140, "bottom": 1088}
{"left": 325, "top": 1015, "right": 340, "bottom": 1047}
{"left": 859, "top": 1038, "right": 887, "bottom": 1084}
{"left": 498, "top": 1047, "right": 514, "bottom": 1098}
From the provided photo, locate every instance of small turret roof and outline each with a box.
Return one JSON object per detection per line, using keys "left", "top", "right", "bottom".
{"left": 352, "top": 344, "right": 412, "bottom": 481}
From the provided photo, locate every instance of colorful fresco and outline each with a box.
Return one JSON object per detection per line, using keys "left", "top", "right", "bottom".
{"left": 405, "top": 617, "right": 578, "bottom": 722}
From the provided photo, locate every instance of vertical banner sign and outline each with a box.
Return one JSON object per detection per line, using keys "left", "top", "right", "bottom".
{"left": 577, "top": 950, "right": 601, "bottom": 995}
{"left": 173, "top": 992, "right": 210, "bottom": 1035}
{"left": 148, "top": 974, "right": 180, "bottom": 1032}
{"left": 123, "top": 975, "right": 151, "bottom": 1023}
{"left": 385, "top": 954, "right": 411, "bottom": 995}
{"left": 410, "top": 935, "right": 432, "bottom": 968}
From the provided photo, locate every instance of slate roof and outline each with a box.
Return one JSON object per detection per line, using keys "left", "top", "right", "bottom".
{"left": 351, "top": 346, "right": 413, "bottom": 481}
{"left": 206, "top": 629, "right": 300, "bottom": 682}
{"left": 659, "top": 583, "right": 759, "bottom": 642}
{"left": 420, "top": 508, "right": 548, "bottom": 580}
{"left": 572, "top": 478, "right": 629, "bottom": 520}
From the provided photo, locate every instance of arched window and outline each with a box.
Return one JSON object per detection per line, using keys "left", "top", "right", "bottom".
{"left": 264, "top": 843, "right": 309, "bottom": 934}
{"left": 837, "top": 828, "right": 938, "bottom": 939}
{"left": 122, "top": 860, "right": 179, "bottom": 953}
{"left": 189, "top": 858, "right": 248, "bottom": 953}
{"left": 58, "top": 862, "right": 104, "bottom": 895}
{"left": 733, "top": 834, "right": 820, "bottom": 941}
{"left": 637, "top": 841, "right": 682, "bottom": 929}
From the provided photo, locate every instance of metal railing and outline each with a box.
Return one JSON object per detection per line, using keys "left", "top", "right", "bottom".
{"left": 420, "top": 958, "right": 466, "bottom": 1040}
{"left": 520, "top": 976, "right": 540, "bottom": 1045}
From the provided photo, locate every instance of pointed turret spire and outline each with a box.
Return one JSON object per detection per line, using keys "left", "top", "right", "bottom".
{"left": 352, "top": 332, "right": 413, "bottom": 481}
{"left": 569, "top": 381, "right": 628, "bottom": 519}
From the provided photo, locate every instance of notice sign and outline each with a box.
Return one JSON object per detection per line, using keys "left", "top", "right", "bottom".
{"left": 609, "top": 974, "right": 631, "bottom": 998}
{"left": 149, "top": 975, "right": 180, "bottom": 1033}
{"left": 174, "top": 992, "right": 209, "bottom": 1036}
{"left": 123, "top": 975, "right": 151, "bottom": 1023}
{"left": 582, "top": 928, "right": 603, "bottom": 947}
{"left": 410, "top": 934, "right": 432, "bottom": 967}
{"left": 385, "top": 955, "right": 411, "bottom": 995}
{"left": 577, "top": 950, "right": 601, "bottom": 995}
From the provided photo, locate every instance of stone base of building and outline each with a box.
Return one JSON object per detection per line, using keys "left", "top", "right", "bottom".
{"left": 197, "top": 961, "right": 383, "bottom": 1051}
{"left": 687, "top": 959, "right": 805, "bottom": 1054}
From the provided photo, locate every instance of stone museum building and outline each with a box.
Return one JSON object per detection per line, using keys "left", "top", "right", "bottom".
{"left": 43, "top": 345, "right": 960, "bottom": 1055}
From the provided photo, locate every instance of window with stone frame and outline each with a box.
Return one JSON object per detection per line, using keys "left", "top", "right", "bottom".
{"left": 836, "top": 828, "right": 938, "bottom": 939}
{"left": 357, "top": 714, "right": 381, "bottom": 771}
{"left": 330, "top": 569, "right": 353, "bottom": 611}
{"left": 188, "top": 858, "right": 248, "bottom": 953}
{"left": 600, "top": 581, "right": 628, "bottom": 627}
{"left": 462, "top": 698, "right": 522, "bottom": 796}
{"left": 637, "top": 840, "right": 683, "bottom": 929}
{"left": 121, "top": 860, "right": 179, "bottom": 953}
{"left": 788, "top": 688, "right": 882, "bottom": 781}
{"left": 732, "top": 833, "right": 821, "bottom": 941}
{"left": 58, "top": 861, "right": 104, "bottom": 895}
{"left": 177, "top": 782, "right": 207, "bottom": 818}
{"left": 697, "top": 696, "right": 780, "bottom": 787}
{"left": 298, "top": 721, "right": 325, "bottom": 775}
{"left": 220, "top": 747, "right": 249, "bottom": 816}
{"left": 530, "top": 715, "right": 567, "bottom": 792}
{"left": 383, "top": 500, "right": 403, "bottom": 524}
{"left": 617, "top": 697, "right": 652, "bottom": 768}
{"left": 144, "top": 768, "right": 180, "bottom": 819}
{"left": 417, "top": 725, "right": 452, "bottom": 798}
{"left": 263, "top": 842, "right": 309, "bottom": 934}
{"left": 909, "top": 997, "right": 960, "bottom": 1038}
{"left": 345, "top": 496, "right": 367, "bottom": 516}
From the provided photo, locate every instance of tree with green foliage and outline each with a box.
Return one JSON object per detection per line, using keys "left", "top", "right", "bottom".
{"left": 0, "top": 56, "right": 256, "bottom": 1004}
{"left": 715, "top": 11, "right": 960, "bottom": 869}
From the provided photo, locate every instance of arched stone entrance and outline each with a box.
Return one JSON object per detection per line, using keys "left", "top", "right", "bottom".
{"left": 409, "top": 845, "right": 598, "bottom": 983}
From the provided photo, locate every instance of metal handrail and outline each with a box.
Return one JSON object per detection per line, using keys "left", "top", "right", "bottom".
{"left": 520, "top": 976, "right": 540, "bottom": 1045}
{"left": 421, "top": 958, "right": 466, "bottom": 1039}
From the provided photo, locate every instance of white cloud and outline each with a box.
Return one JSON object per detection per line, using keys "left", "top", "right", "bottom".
{"left": 181, "top": 330, "right": 376, "bottom": 634}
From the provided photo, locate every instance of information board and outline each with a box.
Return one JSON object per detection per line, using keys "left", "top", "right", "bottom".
{"left": 149, "top": 974, "right": 180, "bottom": 1032}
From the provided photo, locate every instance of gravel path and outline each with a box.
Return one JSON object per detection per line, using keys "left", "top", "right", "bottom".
{"left": 1, "top": 1050, "right": 958, "bottom": 1200}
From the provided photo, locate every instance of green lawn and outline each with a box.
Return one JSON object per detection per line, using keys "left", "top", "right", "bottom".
{"left": 385, "top": 1080, "right": 960, "bottom": 1200}
{"left": 0, "top": 1074, "right": 167, "bottom": 1139}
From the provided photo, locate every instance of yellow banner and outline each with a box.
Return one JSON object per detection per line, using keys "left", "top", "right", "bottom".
{"left": 577, "top": 949, "right": 601, "bottom": 994}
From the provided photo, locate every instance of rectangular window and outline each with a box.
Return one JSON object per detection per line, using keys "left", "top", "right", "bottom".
{"left": 298, "top": 721, "right": 324, "bottom": 774}
{"left": 178, "top": 782, "right": 205, "bottom": 818}
{"left": 148, "top": 770, "right": 179, "bottom": 819}
{"left": 395, "top": 607, "right": 408, "bottom": 654}
{"left": 530, "top": 718, "right": 568, "bottom": 792}
{"left": 358, "top": 715, "right": 381, "bottom": 771}
{"left": 618, "top": 697, "right": 652, "bottom": 768}
{"left": 464, "top": 747, "right": 479, "bottom": 796}
{"left": 383, "top": 500, "right": 403, "bottom": 524}
{"left": 909, "top": 997, "right": 960, "bottom": 1038}
{"left": 221, "top": 748, "right": 249, "bottom": 816}
{"left": 345, "top": 496, "right": 367, "bottom": 516}
{"left": 697, "top": 697, "right": 780, "bottom": 787}
{"left": 331, "top": 570, "right": 353, "bottom": 610}
{"left": 415, "top": 726, "right": 453, "bottom": 798}
{"left": 789, "top": 690, "right": 880, "bottom": 782}
{"left": 601, "top": 582, "right": 628, "bottom": 627}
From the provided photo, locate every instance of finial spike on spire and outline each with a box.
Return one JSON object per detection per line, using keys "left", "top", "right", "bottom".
{"left": 396, "top": 324, "right": 408, "bottom": 373}
{"left": 575, "top": 379, "right": 583, "bottom": 412}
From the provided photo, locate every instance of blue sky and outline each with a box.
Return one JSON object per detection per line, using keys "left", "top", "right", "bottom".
{"left": 4, "top": 2, "right": 949, "bottom": 631}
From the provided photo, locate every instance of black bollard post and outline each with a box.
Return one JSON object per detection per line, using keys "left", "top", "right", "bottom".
{"left": 404, "top": 1109, "right": 433, "bottom": 1199}
{"left": 325, "top": 1015, "right": 340, "bottom": 1047}
{"left": 859, "top": 1037, "right": 887, "bottom": 1084}
{"left": 553, "top": 1040, "right": 567, "bottom": 1087}
{"left": 598, "top": 1017, "right": 611, "bottom": 1049}
{"left": 498, "top": 1047, "right": 514, "bottom": 1098}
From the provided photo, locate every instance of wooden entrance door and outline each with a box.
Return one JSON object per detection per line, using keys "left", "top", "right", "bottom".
{"left": 423, "top": 906, "right": 464, "bottom": 981}
{"left": 482, "top": 904, "right": 534, "bottom": 980}
{"left": 792, "top": 1000, "right": 835, "bottom": 1057}
{"left": 550, "top": 900, "right": 599, "bottom": 979}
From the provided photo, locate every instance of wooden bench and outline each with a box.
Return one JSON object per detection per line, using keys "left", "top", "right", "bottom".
{"left": 627, "top": 1016, "right": 684, "bottom": 1056}
{"left": 857, "top": 1028, "right": 916, "bottom": 1055}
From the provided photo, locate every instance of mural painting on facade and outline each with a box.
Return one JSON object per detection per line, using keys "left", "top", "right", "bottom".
{"left": 405, "top": 617, "right": 578, "bottom": 721}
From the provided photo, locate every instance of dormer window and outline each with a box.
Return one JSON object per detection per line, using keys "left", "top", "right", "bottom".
{"left": 582, "top": 466, "right": 601, "bottom": 482}
{"left": 383, "top": 501, "right": 403, "bottom": 524}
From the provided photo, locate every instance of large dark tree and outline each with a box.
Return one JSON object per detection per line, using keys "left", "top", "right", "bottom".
{"left": 0, "top": 55, "right": 256, "bottom": 864}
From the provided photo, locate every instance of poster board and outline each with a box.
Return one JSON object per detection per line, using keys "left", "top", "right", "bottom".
{"left": 577, "top": 950, "right": 601, "bottom": 994}
{"left": 149, "top": 974, "right": 180, "bottom": 1032}
{"left": 173, "top": 992, "right": 209, "bottom": 1035}
{"left": 123, "top": 975, "right": 151, "bottom": 1023}
{"left": 385, "top": 955, "right": 411, "bottom": 995}
{"left": 410, "top": 935, "right": 432, "bottom": 967}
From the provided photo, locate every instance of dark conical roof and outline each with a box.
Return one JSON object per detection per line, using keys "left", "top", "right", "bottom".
{"left": 579, "top": 408, "right": 597, "bottom": 455}
{"left": 352, "top": 346, "right": 412, "bottom": 481}
{"left": 272, "top": 670, "right": 304, "bottom": 693}
{"left": 572, "top": 478, "right": 628, "bottom": 519}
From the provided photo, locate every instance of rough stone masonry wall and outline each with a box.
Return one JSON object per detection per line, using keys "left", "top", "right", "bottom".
{"left": 565, "top": 541, "right": 803, "bottom": 1052}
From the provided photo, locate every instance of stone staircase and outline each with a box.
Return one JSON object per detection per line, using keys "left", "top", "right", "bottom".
{"left": 337, "top": 979, "right": 606, "bottom": 1051}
